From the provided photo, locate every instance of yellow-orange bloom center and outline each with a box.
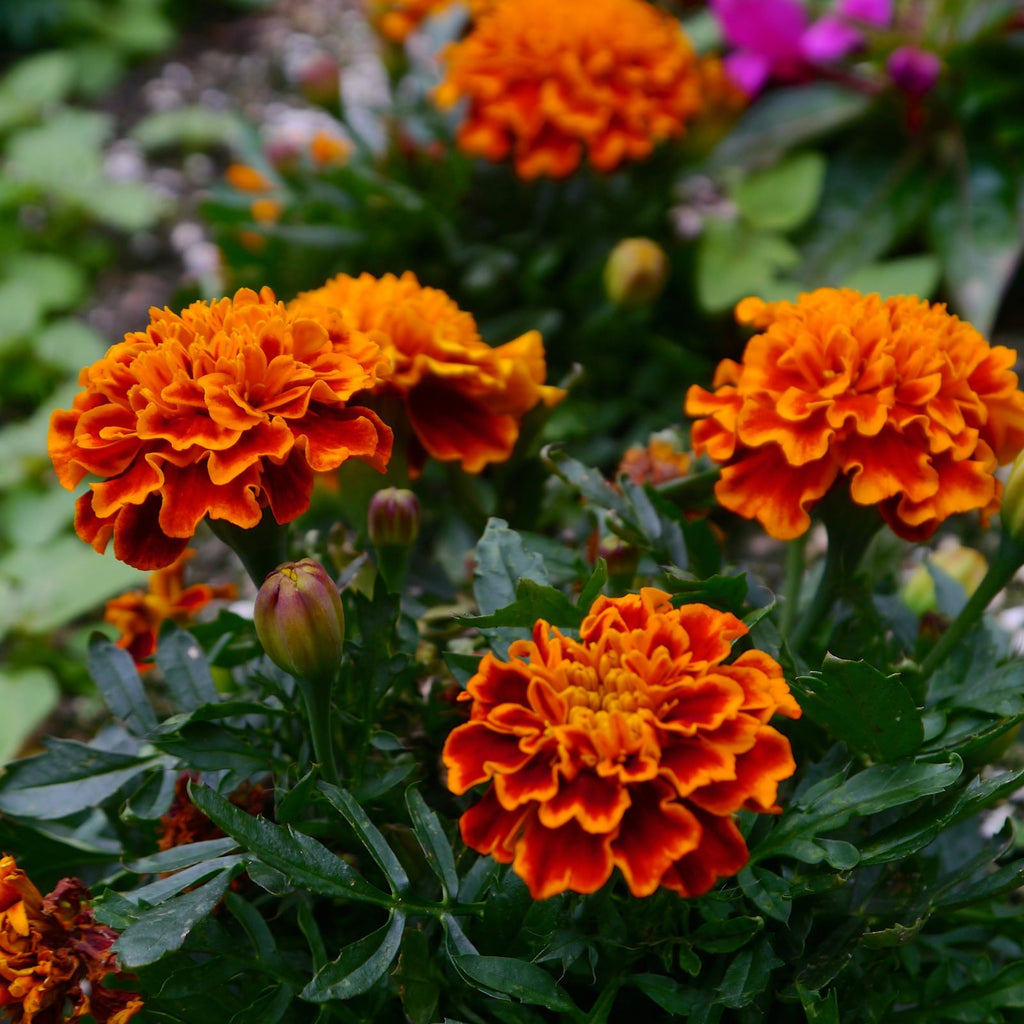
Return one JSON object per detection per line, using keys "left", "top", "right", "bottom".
{"left": 443, "top": 588, "right": 800, "bottom": 900}
{"left": 49, "top": 287, "right": 393, "bottom": 569}
{"left": 434, "top": 0, "right": 704, "bottom": 179}
{"left": 290, "top": 271, "right": 563, "bottom": 475}
{"left": 686, "top": 289, "right": 1024, "bottom": 541}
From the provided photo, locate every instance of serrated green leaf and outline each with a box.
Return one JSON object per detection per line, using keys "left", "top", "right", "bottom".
{"left": 87, "top": 634, "right": 158, "bottom": 735}
{"left": 407, "top": 788, "right": 460, "bottom": 899}
{"left": 155, "top": 626, "right": 221, "bottom": 711}
{"left": 463, "top": 578, "right": 582, "bottom": 629}
{"left": 664, "top": 569, "right": 748, "bottom": 614}
{"left": 319, "top": 783, "right": 410, "bottom": 895}
{"left": 577, "top": 561, "right": 608, "bottom": 613}
{"left": 473, "top": 518, "right": 549, "bottom": 616}
{"left": 736, "top": 152, "right": 826, "bottom": 231}
{"left": 792, "top": 656, "right": 923, "bottom": 760}
{"left": 189, "top": 783, "right": 388, "bottom": 905}
{"left": 797, "top": 983, "right": 840, "bottom": 1024}
{"left": 128, "top": 838, "right": 241, "bottom": 875}
{"left": 301, "top": 912, "right": 405, "bottom": 1002}
{"left": 718, "top": 939, "right": 783, "bottom": 1009}
{"left": 454, "top": 955, "right": 578, "bottom": 1014}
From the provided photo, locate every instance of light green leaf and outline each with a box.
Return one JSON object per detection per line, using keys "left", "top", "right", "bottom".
{"left": 736, "top": 152, "right": 826, "bottom": 232}
{"left": 0, "top": 667, "right": 59, "bottom": 763}
{"left": 841, "top": 255, "right": 941, "bottom": 300}
{"left": 697, "top": 221, "right": 799, "bottom": 313}
{"left": 473, "top": 518, "right": 548, "bottom": 616}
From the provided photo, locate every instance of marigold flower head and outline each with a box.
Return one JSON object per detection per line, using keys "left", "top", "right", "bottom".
{"left": 368, "top": 0, "right": 458, "bottom": 42}
{"left": 49, "top": 287, "right": 393, "bottom": 570}
{"left": 434, "top": 0, "right": 704, "bottom": 180}
{"left": 686, "top": 289, "right": 1024, "bottom": 542}
{"left": 443, "top": 589, "right": 800, "bottom": 900}
{"left": 104, "top": 549, "right": 236, "bottom": 672}
{"left": 225, "top": 164, "right": 274, "bottom": 193}
{"left": 619, "top": 431, "right": 692, "bottom": 487}
{"left": 157, "top": 772, "right": 270, "bottom": 852}
{"left": 0, "top": 855, "right": 142, "bottom": 1023}
{"left": 309, "top": 130, "right": 352, "bottom": 168}
{"left": 290, "top": 271, "right": 563, "bottom": 475}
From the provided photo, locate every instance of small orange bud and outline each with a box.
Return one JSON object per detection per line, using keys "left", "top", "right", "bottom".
{"left": 254, "top": 559, "right": 345, "bottom": 684}
{"left": 604, "top": 238, "right": 669, "bottom": 307}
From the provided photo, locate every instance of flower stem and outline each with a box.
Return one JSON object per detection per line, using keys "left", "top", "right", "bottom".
{"left": 208, "top": 511, "right": 288, "bottom": 588}
{"left": 781, "top": 533, "right": 808, "bottom": 637}
{"left": 918, "top": 532, "right": 1024, "bottom": 680}
{"left": 297, "top": 675, "right": 339, "bottom": 786}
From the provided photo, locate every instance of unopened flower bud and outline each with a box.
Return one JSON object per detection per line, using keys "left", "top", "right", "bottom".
{"left": 604, "top": 238, "right": 669, "bottom": 307}
{"left": 887, "top": 47, "right": 941, "bottom": 96}
{"left": 902, "top": 543, "right": 988, "bottom": 615}
{"left": 254, "top": 559, "right": 345, "bottom": 684}
{"left": 595, "top": 535, "right": 639, "bottom": 582}
{"left": 1002, "top": 450, "right": 1024, "bottom": 542}
{"left": 368, "top": 488, "right": 420, "bottom": 548}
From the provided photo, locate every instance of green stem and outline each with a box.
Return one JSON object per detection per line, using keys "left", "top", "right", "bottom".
{"left": 208, "top": 511, "right": 288, "bottom": 588}
{"left": 788, "top": 536, "right": 842, "bottom": 656}
{"left": 781, "top": 533, "right": 809, "bottom": 637}
{"left": 298, "top": 675, "right": 339, "bottom": 787}
{"left": 919, "top": 532, "right": 1024, "bottom": 680}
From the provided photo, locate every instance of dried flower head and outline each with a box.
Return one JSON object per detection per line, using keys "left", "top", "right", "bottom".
{"left": 443, "top": 589, "right": 800, "bottom": 899}
{"left": 49, "top": 287, "right": 392, "bottom": 569}
{"left": 686, "top": 289, "right": 1024, "bottom": 541}
{"left": 434, "top": 0, "right": 704, "bottom": 179}
{"left": 290, "top": 271, "right": 563, "bottom": 475}
{"left": 0, "top": 856, "right": 142, "bottom": 1023}
{"left": 104, "top": 549, "right": 236, "bottom": 672}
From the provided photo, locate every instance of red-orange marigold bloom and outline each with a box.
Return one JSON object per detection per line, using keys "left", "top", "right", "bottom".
{"left": 443, "top": 589, "right": 801, "bottom": 900}
{"left": 619, "top": 433, "right": 692, "bottom": 487}
{"left": 290, "top": 271, "right": 564, "bottom": 475}
{"left": 686, "top": 289, "right": 1024, "bottom": 541}
{"left": 0, "top": 856, "right": 142, "bottom": 1023}
{"left": 434, "top": 0, "right": 704, "bottom": 180}
{"left": 104, "top": 549, "right": 237, "bottom": 672}
{"left": 49, "top": 287, "right": 393, "bottom": 570}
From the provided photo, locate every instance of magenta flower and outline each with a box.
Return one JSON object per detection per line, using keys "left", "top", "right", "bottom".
{"left": 888, "top": 46, "right": 942, "bottom": 95}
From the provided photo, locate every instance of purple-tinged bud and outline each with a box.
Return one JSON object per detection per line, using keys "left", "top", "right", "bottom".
{"left": 888, "top": 46, "right": 941, "bottom": 96}
{"left": 604, "top": 238, "right": 670, "bottom": 307}
{"left": 254, "top": 559, "right": 345, "bottom": 684}
{"left": 368, "top": 488, "right": 421, "bottom": 548}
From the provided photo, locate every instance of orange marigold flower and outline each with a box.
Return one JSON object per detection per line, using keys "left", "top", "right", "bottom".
{"left": 368, "top": 0, "right": 458, "bottom": 42}
{"left": 157, "top": 772, "right": 270, "bottom": 852}
{"left": 0, "top": 855, "right": 143, "bottom": 1023}
{"left": 49, "top": 287, "right": 393, "bottom": 570}
{"left": 309, "top": 130, "right": 352, "bottom": 168}
{"left": 686, "top": 289, "right": 1024, "bottom": 541}
{"left": 434, "top": 0, "right": 704, "bottom": 180}
{"left": 619, "top": 432, "right": 691, "bottom": 487}
{"left": 443, "top": 589, "right": 801, "bottom": 900}
{"left": 250, "top": 198, "right": 283, "bottom": 224}
{"left": 290, "top": 271, "right": 564, "bottom": 475}
{"left": 104, "top": 549, "right": 237, "bottom": 672}
{"left": 225, "top": 164, "right": 274, "bottom": 193}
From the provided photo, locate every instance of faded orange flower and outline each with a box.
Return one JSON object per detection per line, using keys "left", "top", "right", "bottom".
{"left": 250, "top": 198, "right": 283, "bottom": 224}
{"left": 49, "top": 287, "right": 392, "bottom": 570}
{"left": 290, "top": 271, "right": 563, "bottom": 475}
{"left": 157, "top": 772, "right": 270, "bottom": 852}
{"left": 619, "top": 432, "right": 691, "bottom": 487}
{"left": 225, "top": 164, "right": 274, "bottom": 193}
{"left": 434, "top": 0, "right": 703, "bottom": 179}
{"left": 104, "top": 549, "right": 237, "bottom": 672}
{"left": 309, "top": 130, "right": 351, "bottom": 168}
{"left": 686, "top": 289, "right": 1024, "bottom": 541}
{"left": 0, "top": 856, "right": 142, "bottom": 1024}
{"left": 443, "top": 589, "right": 800, "bottom": 900}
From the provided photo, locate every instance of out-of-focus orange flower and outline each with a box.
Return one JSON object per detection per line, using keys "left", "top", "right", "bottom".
{"left": 619, "top": 433, "right": 691, "bottom": 486}
{"left": 49, "top": 287, "right": 393, "bottom": 570}
{"left": 0, "top": 856, "right": 142, "bottom": 1023}
{"left": 290, "top": 271, "right": 563, "bottom": 475}
{"left": 443, "top": 589, "right": 800, "bottom": 899}
{"left": 104, "top": 549, "right": 236, "bottom": 672}
{"left": 225, "top": 164, "right": 274, "bottom": 193}
{"left": 157, "top": 772, "right": 270, "bottom": 852}
{"left": 250, "top": 198, "right": 283, "bottom": 224}
{"left": 309, "top": 130, "right": 352, "bottom": 168}
{"left": 434, "top": 0, "right": 703, "bottom": 179}
{"left": 686, "top": 289, "right": 1024, "bottom": 541}
{"left": 697, "top": 54, "right": 748, "bottom": 114}
{"left": 368, "top": 0, "right": 457, "bottom": 42}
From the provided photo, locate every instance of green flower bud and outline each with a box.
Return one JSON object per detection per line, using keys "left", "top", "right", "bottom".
{"left": 1002, "top": 450, "right": 1024, "bottom": 542}
{"left": 604, "top": 238, "right": 669, "bottom": 307}
{"left": 368, "top": 488, "right": 420, "bottom": 548}
{"left": 254, "top": 558, "right": 345, "bottom": 684}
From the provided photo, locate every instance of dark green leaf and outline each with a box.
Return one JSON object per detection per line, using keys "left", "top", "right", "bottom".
{"left": 691, "top": 916, "right": 763, "bottom": 953}
{"left": 153, "top": 722, "right": 276, "bottom": 777}
{"left": 454, "top": 955, "right": 578, "bottom": 1014}
{"left": 463, "top": 578, "right": 582, "bottom": 629}
{"left": 319, "top": 783, "right": 410, "bottom": 895}
{"left": 473, "top": 518, "right": 549, "bottom": 616}
{"left": 122, "top": 856, "right": 246, "bottom": 908}
{"left": 577, "top": 561, "right": 608, "bottom": 613}
{"left": 301, "top": 912, "right": 405, "bottom": 1002}
{"left": 128, "top": 838, "right": 240, "bottom": 875}
{"left": 797, "top": 983, "right": 840, "bottom": 1024}
{"left": 115, "top": 869, "right": 240, "bottom": 967}
{"left": 939, "top": 661, "right": 1024, "bottom": 717}
{"left": 275, "top": 767, "right": 321, "bottom": 825}
{"left": 396, "top": 927, "right": 441, "bottom": 1024}
{"left": 224, "top": 891, "right": 277, "bottom": 962}
{"left": 630, "top": 974, "right": 698, "bottom": 1014}
{"left": 542, "top": 448, "right": 629, "bottom": 521}
{"left": 792, "top": 656, "right": 923, "bottom": 760}
{"left": 189, "top": 783, "right": 388, "bottom": 905}
{"left": 718, "top": 939, "right": 783, "bottom": 1009}
{"left": 226, "top": 985, "right": 294, "bottom": 1024}
{"left": 407, "top": 788, "right": 460, "bottom": 899}
{"left": 87, "top": 634, "right": 158, "bottom": 735}
{"left": 156, "top": 626, "right": 220, "bottom": 712}
{"left": 737, "top": 867, "right": 791, "bottom": 924}
{"left": 664, "top": 569, "right": 748, "bottom": 614}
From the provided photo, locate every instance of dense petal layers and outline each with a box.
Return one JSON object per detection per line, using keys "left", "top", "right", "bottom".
{"left": 685, "top": 289, "right": 1024, "bottom": 540}
{"left": 290, "top": 272, "right": 564, "bottom": 474}
{"left": 0, "top": 856, "right": 142, "bottom": 1023}
{"left": 443, "top": 588, "right": 800, "bottom": 899}
{"left": 49, "top": 287, "right": 393, "bottom": 569}
{"left": 434, "top": 0, "right": 704, "bottom": 179}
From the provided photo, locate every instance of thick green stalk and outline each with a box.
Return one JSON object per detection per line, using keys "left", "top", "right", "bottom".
{"left": 208, "top": 512, "right": 288, "bottom": 588}
{"left": 297, "top": 675, "right": 339, "bottom": 787}
{"left": 781, "top": 533, "right": 809, "bottom": 637}
{"left": 919, "top": 532, "right": 1024, "bottom": 680}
